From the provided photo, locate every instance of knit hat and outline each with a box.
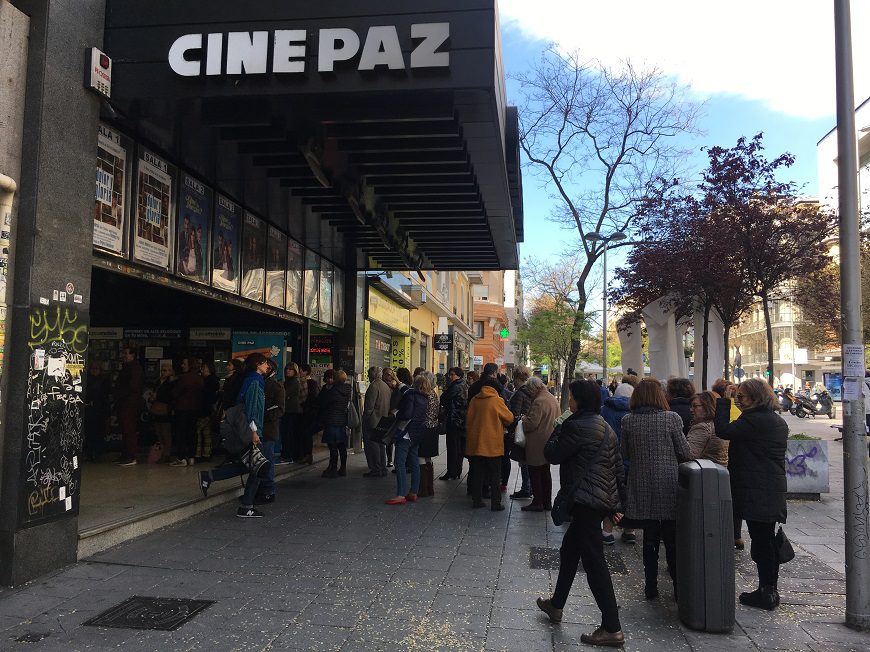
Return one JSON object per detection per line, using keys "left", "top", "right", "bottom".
{"left": 614, "top": 383, "right": 635, "bottom": 399}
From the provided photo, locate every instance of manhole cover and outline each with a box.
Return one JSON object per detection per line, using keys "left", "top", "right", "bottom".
{"left": 529, "top": 547, "right": 628, "bottom": 575}
{"left": 82, "top": 596, "right": 214, "bottom": 631}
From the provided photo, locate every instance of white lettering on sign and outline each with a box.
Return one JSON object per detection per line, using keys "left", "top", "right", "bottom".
{"left": 96, "top": 168, "right": 114, "bottom": 206}
{"left": 145, "top": 193, "right": 162, "bottom": 226}
{"left": 167, "top": 23, "right": 450, "bottom": 76}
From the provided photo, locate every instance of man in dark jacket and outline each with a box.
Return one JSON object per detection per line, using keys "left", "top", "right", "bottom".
{"left": 439, "top": 367, "right": 467, "bottom": 480}
{"left": 257, "top": 359, "right": 286, "bottom": 502}
{"left": 170, "top": 357, "right": 204, "bottom": 466}
{"left": 114, "top": 346, "right": 144, "bottom": 466}
{"left": 508, "top": 366, "right": 534, "bottom": 499}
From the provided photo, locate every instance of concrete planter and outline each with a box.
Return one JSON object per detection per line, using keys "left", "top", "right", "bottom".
{"left": 785, "top": 439, "right": 829, "bottom": 499}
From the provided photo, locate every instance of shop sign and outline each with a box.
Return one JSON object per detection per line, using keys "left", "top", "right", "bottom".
{"left": 168, "top": 23, "right": 449, "bottom": 77}
{"left": 472, "top": 355, "right": 483, "bottom": 366}
{"left": 124, "top": 328, "right": 183, "bottom": 339}
{"left": 188, "top": 327, "right": 231, "bottom": 340}
{"left": 88, "top": 326, "right": 124, "bottom": 340}
{"left": 434, "top": 333, "right": 452, "bottom": 351}
{"left": 368, "top": 287, "right": 410, "bottom": 335}
{"left": 309, "top": 334, "right": 335, "bottom": 356}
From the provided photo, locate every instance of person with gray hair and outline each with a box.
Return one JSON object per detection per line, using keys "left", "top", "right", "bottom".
{"left": 363, "top": 366, "right": 392, "bottom": 477}
{"left": 508, "top": 365, "right": 535, "bottom": 500}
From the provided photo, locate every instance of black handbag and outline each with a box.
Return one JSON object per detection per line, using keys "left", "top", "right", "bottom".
{"left": 551, "top": 427, "right": 610, "bottom": 527}
{"left": 239, "top": 444, "right": 272, "bottom": 479}
{"left": 370, "top": 415, "right": 399, "bottom": 446}
{"left": 775, "top": 526, "right": 795, "bottom": 564}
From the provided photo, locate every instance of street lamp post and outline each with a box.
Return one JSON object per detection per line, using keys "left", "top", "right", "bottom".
{"left": 585, "top": 231, "right": 626, "bottom": 384}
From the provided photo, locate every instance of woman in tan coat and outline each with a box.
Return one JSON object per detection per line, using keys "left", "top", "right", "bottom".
{"left": 520, "top": 376, "right": 561, "bottom": 511}
{"left": 687, "top": 391, "right": 729, "bottom": 466}
{"left": 465, "top": 383, "right": 514, "bottom": 511}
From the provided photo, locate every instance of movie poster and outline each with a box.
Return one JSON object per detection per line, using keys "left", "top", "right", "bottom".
{"left": 286, "top": 238, "right": 303, "bottom": 315}
{"left": 265, "top": 226, "right": 287, "bottom": 310}
{"left": 211, "top": 194, "right": 241, "bottom": 294}
{"left": 133, "top": 148, "right": 175, "bottom": 269}
{"left": 241, "top": 211, "right": 266, "bottom": 302}
{"left": 175, "top": 173, "right": 212, "bottom": 284}
{"left": 333, "top": 268, "right": 345, "bottom": 327}
{"left": 94, "top": 123, "right": 130, "bottom": 255}
{"left": 303, "top": 249, "right": 320, "bottom": 321}
{"left": 320, "top": 259, "right": 334, "bottom": 326}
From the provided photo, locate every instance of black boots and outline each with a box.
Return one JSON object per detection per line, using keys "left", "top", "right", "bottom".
{"left": 739, "top": 585, "right": 780, "bottom": 610}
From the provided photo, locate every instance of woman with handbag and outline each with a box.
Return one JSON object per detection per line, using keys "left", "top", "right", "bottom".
{"left": 416, "top": 371, "right": 441, "bottom": 497}
{"left": 621, "top": 378, "right": 691, "bottom": 601}
{"left": 385, "top": 374, "right": 430, "bottom": 505}
{"left": 317, "top": 369, "right": 352, "bottom": 478}
{"left": 537, "top": 380, "right": 626, "bottom": 648}
{"left": 519, "top": 376, "right": 560, "bottom": 512}
{"left": 715, "top": 379, "right": 789, "bottom": 611}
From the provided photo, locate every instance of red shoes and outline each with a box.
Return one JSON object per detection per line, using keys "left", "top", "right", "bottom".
{"left": 405, "top": 494, "right": 418, "bottom": 502}
{"left": 384, "top": 497, "right": 407, "bottom": 505}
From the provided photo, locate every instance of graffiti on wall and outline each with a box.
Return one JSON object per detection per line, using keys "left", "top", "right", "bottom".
{"left": 784, "top": 440, "right": 830, "bottom": 494}
{"left": 20, "top": 306, "right": 87, "bottom": 526}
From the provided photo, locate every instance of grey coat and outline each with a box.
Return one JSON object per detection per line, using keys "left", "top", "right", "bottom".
{"left": 363, "top": 378, "right": 392, "bottom": 432}
{"left": 621, "top": 408, "right": 692, "bottom": 521}
{"left": 521, "top": 388, "right": 560, "bottom": 466}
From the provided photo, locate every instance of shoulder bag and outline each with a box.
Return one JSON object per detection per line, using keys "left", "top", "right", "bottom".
{"left": 370, "top": 415, "right": 403, "bottom": 446}
{"left": 551, "top": 427, "right": 610, "bottom": 526}
{"left": 775, "top": 526, "right": 795, "bottom": 564}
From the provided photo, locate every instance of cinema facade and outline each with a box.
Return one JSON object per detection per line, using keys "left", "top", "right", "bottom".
{"left": 0, "top": 0, "right": 522, "bottom": 584}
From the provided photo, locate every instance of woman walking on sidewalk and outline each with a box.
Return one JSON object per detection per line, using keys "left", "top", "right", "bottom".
{"left": 715, "top": 379, "right": 788, "bottom": 611}
{"left": 536, "top": 379, "right": 626, "bottom": 647}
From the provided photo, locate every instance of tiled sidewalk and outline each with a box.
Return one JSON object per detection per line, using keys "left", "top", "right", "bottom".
{"left": 0, "top": 432, "right": 865, "bottom": 651}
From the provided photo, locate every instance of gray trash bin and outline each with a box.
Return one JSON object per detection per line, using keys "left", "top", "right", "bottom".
{"left": 676, "top": 459, "right": 735, "bottom": 632}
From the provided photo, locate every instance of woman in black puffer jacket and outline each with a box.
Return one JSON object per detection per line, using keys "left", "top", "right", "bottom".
{"left": 715, "top": 378, "right": 788, "bottom": 611}
{"left": 536, "top": 380, "right": 626, "bottom": 648}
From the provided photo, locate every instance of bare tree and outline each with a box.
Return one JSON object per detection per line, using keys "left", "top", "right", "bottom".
{"left": 515, "top": 47, "right": 699, "bottom": 404}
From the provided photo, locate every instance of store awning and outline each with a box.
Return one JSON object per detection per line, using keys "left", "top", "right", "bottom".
{"left": 103, "top": 0, "right": 522, "bottom": 272}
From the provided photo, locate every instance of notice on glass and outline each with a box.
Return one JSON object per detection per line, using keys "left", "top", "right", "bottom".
{"left": 240, "top": 212, "right": 266, "bottom": 302}
{"left": 843, "top": 344, "right": 865, "bottom": 377}
{"left": 265, "top": 226, "right": 287, "bottom": 310}
{"left": 133, "top": 149, "right": 174, "bottom": 269}
{"left": 94, "top": 124, "right": 128, "bottom": 255}
{"left": 286, "top": 238, "right": 303, "bottom": 315}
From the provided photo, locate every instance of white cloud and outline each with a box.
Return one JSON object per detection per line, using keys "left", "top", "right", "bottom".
{"left": 499, "top": 0, "right": 870, "bottom": 120}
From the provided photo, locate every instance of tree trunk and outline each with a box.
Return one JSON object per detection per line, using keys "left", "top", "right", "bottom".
{"left": 701, "top": 299, "right": 711, "bottom": 390}
{"left": 723, "top": 324, "right": 731, "bottom": 380}
{"left": 561, "top": 282, "right": 589, "bottom": 410}
{"left": 561, "top": 337, "right": 582, "bottom": 410}
{"left": 761, "top": 290, "right": 775, "bottom": 386}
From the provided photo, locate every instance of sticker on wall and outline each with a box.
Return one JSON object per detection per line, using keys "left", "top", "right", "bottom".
{"left": 39, "top": 297, "right": 49, "bottom": 305}
{"left": 74, "top": 294, "right": 83, "bottom": 304}
{"left": 52, "top": 290, "right": 59, "bottom": 301}
{"left": 59, "top": 292, "right": 67, "bottom": 302}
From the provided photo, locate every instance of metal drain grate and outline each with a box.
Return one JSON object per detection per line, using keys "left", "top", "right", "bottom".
{"left": 82, "top": 596, "right": 214, "bottom": 631}
{"left": 529, "top": 546, "right": 629, "bottom": 575}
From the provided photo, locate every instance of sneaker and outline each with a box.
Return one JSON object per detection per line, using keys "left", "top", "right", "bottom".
{"left": 275, "top": 458, "right": 293, "bottom": 466}
{"left": 254, "top": 494, "right": 276, "bottom": 505}
{"left": 118, "top": 458, "right": 137, "bottom": 466}
{"left": 735, "top": 538, "right": 745, "bottom": 550}
{"left": 536, "top": 597, "right": 563, "bottom": 623}
{"left": 236, "top": 507, "right": 264, "bottom": 518}
{"left": 739, "top": 586, "right": 778, "bottom": 611}
{"left": 198, "top": 471, "right": 211, "bottom": 498}
{"left": 621, "top": 531, "right": 637, "bottom": 544}
{"left": 170, "top": 459, "right": 187, "bottom": 467}
{"left": 188, "top": 458, "right": 196, "bottom": 466}
{"left": 510, "top": 489, "right": 532, "bottom": 500}
{"left": 602, "top": 533, "right": 616, "bottom": 546}
{"left": 580, "top": 626, "right": 625, "bottom": 647}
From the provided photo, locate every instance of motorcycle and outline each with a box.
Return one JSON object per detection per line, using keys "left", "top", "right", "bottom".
{"left": 793, "top": 390, "right": 836, "bottom": 419}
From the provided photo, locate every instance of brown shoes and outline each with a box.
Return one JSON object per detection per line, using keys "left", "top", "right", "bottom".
{"left": 535, "top": 597, "right": 563, "bottom": 623}
{"left": 580, "top": 626, "right": 625, "bottom": 647}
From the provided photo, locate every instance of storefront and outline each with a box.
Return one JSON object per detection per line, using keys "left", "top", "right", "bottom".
{"left": 364, "top": 286, "right": 412, "bottom": 373}
{"left": 0, "top": 0, "right": 522, "bottom": 585}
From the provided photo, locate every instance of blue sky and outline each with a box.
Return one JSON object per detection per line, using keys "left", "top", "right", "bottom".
{"left": 498, "top": 1, "right": 867, "bottom": 269}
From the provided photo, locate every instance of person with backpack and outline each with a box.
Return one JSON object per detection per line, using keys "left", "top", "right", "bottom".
{"left": 199, "top": 352, "right": 269, "bottom": 518}
{"left": 256, "top": 359, "right": 285, "bottom": 503}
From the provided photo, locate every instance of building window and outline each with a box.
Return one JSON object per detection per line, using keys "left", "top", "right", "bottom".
{"left": 474, "top": 321, "right": 484, "bottom": 338}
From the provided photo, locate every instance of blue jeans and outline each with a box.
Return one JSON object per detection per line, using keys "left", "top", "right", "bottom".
{"left": 394, "top": 437, "right": 420, "bottom": 497}
{"left": 210, "top": 461, "right": 260, "bottom": 508}
{"left": 258, "top": 440, "right": 276, "bottom": 495}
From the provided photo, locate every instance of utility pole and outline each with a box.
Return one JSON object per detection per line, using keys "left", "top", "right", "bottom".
{"left": 834, "top": 0, "right": 870, "bottom": 631}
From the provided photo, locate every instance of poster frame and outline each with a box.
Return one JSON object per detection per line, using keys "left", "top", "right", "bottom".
{"left": 132, "top": 146, "right": 176, "bottom": 271}
{"left": 174, "top": 171, "right": 213, "bottom": 285}
{"left": 94, "top": 123, "right": 132, "bottom": 257}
